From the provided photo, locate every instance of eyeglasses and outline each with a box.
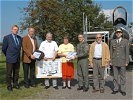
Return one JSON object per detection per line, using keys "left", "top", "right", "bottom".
{"left": 96, "top": 37, "right": 102, "bottom": 39}
{"left": 116, "top": 32, "right": 122, "bottom": 34}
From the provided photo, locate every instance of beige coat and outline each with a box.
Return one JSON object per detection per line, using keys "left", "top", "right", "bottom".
{"left": 89, "top": 42, "right": 110, "bottom": 67}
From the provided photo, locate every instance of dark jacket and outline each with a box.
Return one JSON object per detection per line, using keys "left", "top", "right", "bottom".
{"left": 2, "top": 34, "right": 22, "bottom": 63}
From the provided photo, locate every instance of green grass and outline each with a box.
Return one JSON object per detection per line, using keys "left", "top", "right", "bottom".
{"left": 0, "top": 53, "right": 77, "bottom": 100}
{"left": 0, "top": 53, "right": 46, "bottom": 100}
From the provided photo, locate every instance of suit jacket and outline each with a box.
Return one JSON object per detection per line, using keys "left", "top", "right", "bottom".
{"left": 2, "top": 34, "right": 22, "bottom": 63}
{"left": 110, "top": 38, "right": 129, "bottom": 66}
{"left": 22, "top": 35, "right": 38, "bottom": 63}
{"left": 89, "top": 42, "right": 110, "bottom": 67}
{"left": 76, "top": 41, "right": 89, "bottom": 60}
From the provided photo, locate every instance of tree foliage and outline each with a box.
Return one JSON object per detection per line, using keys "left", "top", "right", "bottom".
{"left": 20, "top": 0, "right": 113, "bottom": 45}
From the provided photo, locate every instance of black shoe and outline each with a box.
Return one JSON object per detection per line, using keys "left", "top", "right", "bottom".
{"left": 53, "top": 86, "right": 58, "bottom": 90}
{"left": 77, "top": 86, "right": 83, "bottom": 90}
{"left": 13, "top": 85, "right": 21, "bottom": 89}
{"left": 30, "top": 84, "right": 36, "bottom": 87}
{"left": 44, "top": 86, "right": 50, "bottom": 89}
{"left": 24, "top": 85, "right": 30, "bottom": 88}
{"left": 111, "top": 91, "right": 118, "bottom": 94}
{"left": 121, "top": 92, "right": 126, "bottom": 96}
{"left": 67, "top": 86, "right": 71, "bottom": 89}
{"left": 62, "top": 86, "right": 66, "bottom": 89}
{"left": 92, "top": 89, "right": 99, "bottom": 93}
{"left": 100, "top": 88, "right": 104, "bottom": 93}
{"left": 7, "top": 86, "right": 13, "bottom": 91}
{"left": 83, "top": 87, "right": 89, "bottom": 92}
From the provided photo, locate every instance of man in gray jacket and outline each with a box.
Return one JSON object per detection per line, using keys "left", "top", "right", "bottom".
{"left": 110, "top": 28, "right": 129, "bottom": 96}
{"left": 75, "top": 34, "right": 89, "bottom": 92}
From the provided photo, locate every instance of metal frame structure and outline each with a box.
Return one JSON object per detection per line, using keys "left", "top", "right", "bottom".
{"left": 83, "top": 31, "right": 110, "bottom": 45}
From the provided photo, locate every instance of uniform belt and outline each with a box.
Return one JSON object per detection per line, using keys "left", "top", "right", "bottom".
{"left": 93, "top": 58, "right": 102, "bottom": 60}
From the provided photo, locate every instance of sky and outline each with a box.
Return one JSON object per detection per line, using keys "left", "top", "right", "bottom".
{"left": 0, "top": 0, "right": 29, "bottom": 42}
{"left": 94, "top": 0, "right": 133, "bottom": 22}
{"left": 0, "top": 0, "right": 133, "bottom": 42}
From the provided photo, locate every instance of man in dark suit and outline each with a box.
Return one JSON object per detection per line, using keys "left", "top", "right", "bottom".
{"left": 22, "top": 27, "right": 38, "bottom": 88}
{"left": 2, "top": 25, "right": 22, "bottom": 91}
{"left": 110, "top": 28, "right": 129, "bottom": 96}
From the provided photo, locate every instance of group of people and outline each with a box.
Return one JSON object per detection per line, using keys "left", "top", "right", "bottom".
{"left": 2, "top": 25, "right": 129, "bottom": 96}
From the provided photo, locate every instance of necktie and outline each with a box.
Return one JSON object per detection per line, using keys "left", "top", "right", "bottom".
{"left": 15, "top": 36, "right": 19, "bottom": 46}
{"left": 117, "top": 39, "right": 119, "bottom": 44}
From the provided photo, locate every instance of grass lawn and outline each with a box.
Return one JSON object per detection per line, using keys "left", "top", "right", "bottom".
{"left": 0, "top": 53, "right": 47, "bottom": 100}
{"left": 0, "top": 53, "right": 77, "bottom": 100}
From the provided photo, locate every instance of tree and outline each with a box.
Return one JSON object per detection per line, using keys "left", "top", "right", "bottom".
{"left": 20, "top": 0, "right": 113, "bottom": 45}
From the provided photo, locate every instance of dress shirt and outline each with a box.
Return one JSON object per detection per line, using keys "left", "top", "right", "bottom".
{"left": 117, "top": 37, "right": 122, "bottom": 43}
{"left": 28, "top": 34, "right": 35, "bottom": 52}
{"left": 39, "top": 40, "right": 59, "bottom": 58}
{"left": 94, "top": 42, "right": 102, "bottom": 58}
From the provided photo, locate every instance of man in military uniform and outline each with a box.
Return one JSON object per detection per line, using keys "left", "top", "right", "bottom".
{"left": 110, "top": 28, "right": 129, "bottom": 96}
{"left": 75, "top": 34, "right": 89, "bottom": 92}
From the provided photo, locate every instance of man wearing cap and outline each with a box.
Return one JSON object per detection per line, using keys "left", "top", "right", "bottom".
{"left": 110, "top": 28, "right": 129, "bottom": 96}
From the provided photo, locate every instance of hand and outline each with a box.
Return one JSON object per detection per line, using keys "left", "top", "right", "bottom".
{"left": 125, "top": 63, "right": 128, "bottom": 67}
{"left": 64, "top": 54, "right": 67, "bottom": 57}
{"left": 90, "top": 63, "right": 93, "bottom": 67}
{"left": 44, "top": 57, "right": 47, "bottom": 61}
{"left": 52, "top": 57, "right": 56, "bottom": 61}
{"left": 74, "top": 55, "right": 78, "bottom": 59}
{"left": 59, "top": 54, "right": 66, "bottom": 57}
{"left": 105, "top": 63, "right": 109, "bottom": 67}
{"left": 31, "top": 55, "right": 35, "bottom": 59}
{"left": 71, "top": 56, "right": 75, "bottom": 60}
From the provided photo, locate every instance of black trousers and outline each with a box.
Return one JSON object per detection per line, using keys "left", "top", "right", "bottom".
{"left": 6, "top": 61, "right": 20, "bottom": 87}
{"left": 23, "top": 61, "right": 35, "bottom": 86}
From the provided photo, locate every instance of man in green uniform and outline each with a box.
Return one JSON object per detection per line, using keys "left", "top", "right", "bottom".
{"left": 75, "top": 34, "right": 89, "bottom": 92}
{"left": 110, "top": 28, "right": 129, "bottom": 96}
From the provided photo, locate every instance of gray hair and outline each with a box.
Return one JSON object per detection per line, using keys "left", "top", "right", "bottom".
{"left": 96, "top": 34, "right": 102, "bottom": 37}
{"left": 46, "top": 32, "right": 53, "bottom": 37}
{"left": 28, "top": 27, "right": 35, "bottom": 31}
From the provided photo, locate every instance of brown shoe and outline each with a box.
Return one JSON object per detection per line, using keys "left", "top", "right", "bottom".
{"left": 100, "top": 88, "right": 104, "bottom": 93}
{"left": 92, "top": 89, "right": 99, "bottom": 93}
